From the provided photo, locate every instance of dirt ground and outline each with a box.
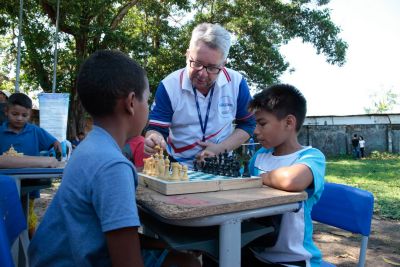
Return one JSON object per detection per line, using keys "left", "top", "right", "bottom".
{"left": 35, "top": 182, "right": 400, "bottom": 266}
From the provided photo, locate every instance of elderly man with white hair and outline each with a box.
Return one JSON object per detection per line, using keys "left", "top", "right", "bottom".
{"left": 145, "top": 23, "right": 255, "bottom": 168}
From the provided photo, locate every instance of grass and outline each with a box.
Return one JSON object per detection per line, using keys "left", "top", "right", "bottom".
{"left": 326, "top": 154, "right": 400, "bottom": 220}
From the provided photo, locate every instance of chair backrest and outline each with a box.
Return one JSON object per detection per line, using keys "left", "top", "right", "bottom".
{"left": 311, "top": 182, "right": 374, "bottom": 267}
{"left": 311, "top": 182, "right": 374, "bottom": 236}
{"left": 0, "top": 175, "right": 28, "bottom": 267}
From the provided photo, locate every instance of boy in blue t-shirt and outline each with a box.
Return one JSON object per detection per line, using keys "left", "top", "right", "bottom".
{"left": 28, "top": 50, "right": 200, "bottom": 267}
{"left": 0, "top": 92, "right": 62, "bottom": 237}
{"left": 244, "top": 84, "right": 326, "bottom": 267}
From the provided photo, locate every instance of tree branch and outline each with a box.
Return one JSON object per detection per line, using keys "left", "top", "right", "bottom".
{"left": 110, "top": 0, "right": 139, "bottom": 30}
{"left": 39, "top": 0, "right": 75, "bottom": 35}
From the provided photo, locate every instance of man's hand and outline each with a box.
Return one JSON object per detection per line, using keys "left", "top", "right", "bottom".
{"left": 144, "top": 131, "right": 166, "bottom": 155}
{"left": 195, "top": 141, "right": 224, "bottom": 162}
{"left": 195, "top": 149, "right": 216, "bottom": 162}
{"left": 197, "top": 141, "right": 223, "bottom": 155}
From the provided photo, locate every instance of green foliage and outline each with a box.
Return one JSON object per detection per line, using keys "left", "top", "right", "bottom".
{"left": 369, "top": 150, "right": 400, "bottom": 160}
{"left": 364, "top": 88, "right": 399, "bottom": 114}
{"left": 326, "top": 156, "right": 400, "bottom": 220}
{"left": 0, "top": 0, "right": 348, "bottom": 136}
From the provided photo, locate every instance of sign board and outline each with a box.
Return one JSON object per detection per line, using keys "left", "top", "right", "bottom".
{"left": 38, "top": 93, "right": 69, "bottom": 142}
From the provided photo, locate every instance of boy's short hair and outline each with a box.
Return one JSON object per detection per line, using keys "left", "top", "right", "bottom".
{"left": 249, "top": 84, "right": 307, "bottom": 131}
{"left": 77, "top": 50, "right": 147, "bottom": 117}
{"left": 8, "top": 93, "right": 33, "bottom": 109}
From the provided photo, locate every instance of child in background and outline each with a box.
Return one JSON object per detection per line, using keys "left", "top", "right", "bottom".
{"left": 0, "top": 92, "right": 61, "bottom": 238}
{"left": 244, "top": 84, "right": 326, "bottom": 267}
{"left": 28, "top": 50, "right": 200, "bottom": 267}
{"left": 123, "top": 135, "right": 149, "bottom": 172}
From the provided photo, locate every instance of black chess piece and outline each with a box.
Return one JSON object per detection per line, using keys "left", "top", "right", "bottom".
{"left": 233, "top": 161, "right": 241, "bottom": 177}
{"left": 200, "top": 160, "right": 205, "bottom": 172}
{"left": 242, "top": 160, "right": 251, "bottom": 177}
{"left": 193, "top": 160, "right": 198, "bottom": 171}
{"left": 223, "top": 149, "right": 229, "bottom": 162}
{"left": 204, "top": 157, "right": 212, "bottom": 173}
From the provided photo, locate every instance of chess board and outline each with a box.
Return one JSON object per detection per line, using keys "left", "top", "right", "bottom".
{"left": 138, "top": 171, "right": 262, "bottom": 195}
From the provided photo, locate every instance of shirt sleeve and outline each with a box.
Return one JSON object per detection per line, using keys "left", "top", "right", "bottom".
{"left": 37, "top": 126, "right": 57, "bottom": 151}
{"left": 248, "top": 147, "right": 271, "bottom": 176}
{"left": 147, "top": 83, "right": 173, "bottom": 139}
{"left": 296, "top": 148, "right": 326, "bottom": 200}
{"left": 235, "top": 78, "right": 256, "bottom": 136}
{"left": 91, "top": 161, "right": 140, "bottom": 232}
{"left": 133, "top": 140, "right": 146, "bottom": 168}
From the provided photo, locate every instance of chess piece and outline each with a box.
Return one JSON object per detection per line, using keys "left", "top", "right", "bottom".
{"left": 155, "top": 145, "right": 163, "bottom": 155}
{"left": 158, "top": 158, "right": 165, "bottom": 179}
{"left": 143, "top": 158, "right": 150, "bottom": 174}
{"left": 181, "top": 165, "right": 189, "bottom": 181}
{"left": 170, "top": 162, "right": 180, "bottom": 181}
{"left": 178, "top": 164, "right": 183, "bottom": 180}
{"left": 153, "top": 154, "right": 160, "bottom": 177}
{"left": 242, "top": 160, "right": 251, "bottom": 177}
{"left": 223, "top": 149, "right": 229, "bottom": 162}
{"left": 164, "top": 159, "right": 171, "bottom": 180}
{"left": 148, "top": 156, "right": 156, "bottom": 176}
{"left": 193, "top": 160, "right": 198, "bottom": 171}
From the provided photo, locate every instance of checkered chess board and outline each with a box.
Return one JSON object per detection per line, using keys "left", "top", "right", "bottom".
{"left": 138, "top": 171, "right": 261, "bottom": 195}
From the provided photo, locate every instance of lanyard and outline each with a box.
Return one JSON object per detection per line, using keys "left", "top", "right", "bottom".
{"left": 192, "top": 85, "right": 215, "bottom": 142}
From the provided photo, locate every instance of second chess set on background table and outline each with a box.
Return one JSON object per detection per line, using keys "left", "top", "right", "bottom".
{"left": 138, "top": 146, "right": 262, "bottom": 195}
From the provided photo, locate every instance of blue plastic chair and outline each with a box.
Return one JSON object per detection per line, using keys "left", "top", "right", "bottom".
{"left": 311, "top": 182, "right": 374, "bottom": 267}
{"left": 0, "top": 175, "right": 29, "bottom": 267}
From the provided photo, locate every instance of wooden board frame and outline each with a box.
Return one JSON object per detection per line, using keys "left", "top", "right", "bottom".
{"left": 138, "top": 172, "right": 262, "bottom": 195}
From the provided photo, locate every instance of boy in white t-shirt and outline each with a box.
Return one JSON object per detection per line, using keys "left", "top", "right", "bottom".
{"left": 245, "top": 84, "right": 326, "bottom": 267}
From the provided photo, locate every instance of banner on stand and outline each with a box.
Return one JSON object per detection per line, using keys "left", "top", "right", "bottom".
{"left": 38, "top": 93, "right": 70, "bottom": 142}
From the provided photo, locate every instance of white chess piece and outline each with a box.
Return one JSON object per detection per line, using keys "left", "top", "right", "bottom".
{"left": 158, "top": 158, "right": 165, "bottom": 179}
{"left": 181, "top": 165, "right": 189, "bottom": 181}
{"left": 164, "top": 158, "right": 171, "bottom": 180}
{"left": 170, "top": 162, "right": 180, "bottom": 181}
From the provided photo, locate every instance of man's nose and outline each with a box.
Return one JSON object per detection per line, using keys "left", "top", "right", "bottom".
{"left": 197, "top": 67, "right": 208, "bottom": 77}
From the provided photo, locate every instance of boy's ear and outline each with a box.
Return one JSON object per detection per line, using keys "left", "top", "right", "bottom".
{"left": 125, "top": 92, "right": 136, "bottom": 115}
{"left": 286, "top": 115, "right": 297, "bottom": 130}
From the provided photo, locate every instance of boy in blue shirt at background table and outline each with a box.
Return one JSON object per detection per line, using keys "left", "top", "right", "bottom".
{"left": 0, "top": 92, "right": 62, "bottom": 238}
{"left": 29, "top": 50, "right": 200, "bottom": 267}
{"left": 244, "top": 84, "right": 326, "bottom": 267}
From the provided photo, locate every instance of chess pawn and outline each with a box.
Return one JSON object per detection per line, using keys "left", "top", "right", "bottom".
{"left": 164, "top": 158, "right": 171, "bottom": 180}
{"left": 181, "top": 165, "right": 189, "bottom": 181}
{"left": 143, "top": 158, "right": 151, "bottom": 174}
{"left": 170, "top": 162, "right": 180, "bottom": 181}
{"left": 178, "top": 164, "right": 183, "bottom": 180}
{"left": 142, "top": 158, "right": 148, "bottom": 174}
{"left": 148, "top": 156, "right": 156, "bottom": 176}
{"left": 154, "top": 154, "right": 160, "bottom": 176}
{"left": 158, "top": 159, "right": 165, "bottom": 179}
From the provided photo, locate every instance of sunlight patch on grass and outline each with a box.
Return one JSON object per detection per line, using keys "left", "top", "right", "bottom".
{"left": 325, "top": 157, "right": 400, "bottom": 220}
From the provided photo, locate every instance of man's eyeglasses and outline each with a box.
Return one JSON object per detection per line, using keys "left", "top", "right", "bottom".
{"left": 189, "top": 60, "right": 222, "bottom": 74}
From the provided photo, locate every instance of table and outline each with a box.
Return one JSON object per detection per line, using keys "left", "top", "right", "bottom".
{"left": 0, "top": 167, "right": 64, "bottom": 267}
{"left": 136, "top": 185, "right": 307, "bottom": 267}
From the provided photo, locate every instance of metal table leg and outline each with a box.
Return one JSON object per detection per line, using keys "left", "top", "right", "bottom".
{"left": 219, "top": 218, "right": 241, "bottom": 267}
